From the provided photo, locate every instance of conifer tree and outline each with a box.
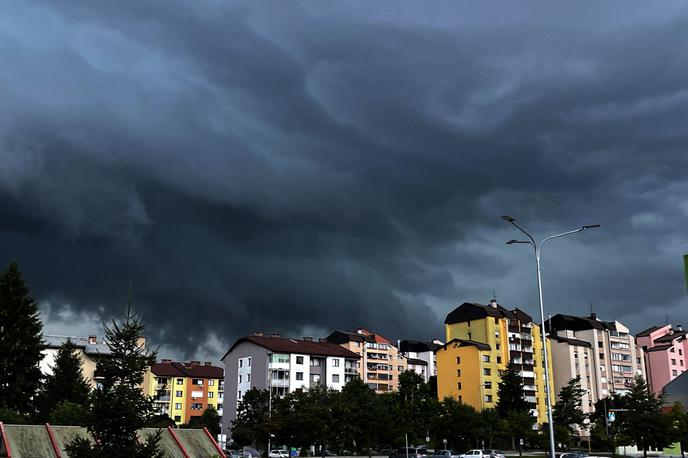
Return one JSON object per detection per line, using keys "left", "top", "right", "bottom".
{"left": 553, "top": 376, "right": 587, "bottom": 443}
{"left": 496, "top": 362, "right": 532, "bottom": 415}
{"left": 0, "top": 262, "right": 44, "bottom": 415}
{"left": 36, "top": 339, "right": 91, "bottom": 421}
{"left": 66, "top": 305, "right": 163, "bottom": 458}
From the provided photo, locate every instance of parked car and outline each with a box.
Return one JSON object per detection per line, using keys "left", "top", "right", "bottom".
{"left": 225, "top": 451, "right": 242, "bottom": 458}
{"left": 460, "top": 450, "right": 488, "bottom": 458}
{"left": 381, "top": 448, "right": 395, "bottom": 457}
{"left": 417, "top": 448, "right": 429, "bottom": 458}
{"left": 433, "top": 450, "right": 460, "bottom": 458}
{"left": 269, "top": 451, "right": 289, "bottom": 458}
{"left": 391, "top": 448, "right": 419, "bottom": 458}
{"left": 560, "top": 452, "right": 603, "bottom": 458}
{"left": 488, "top": 450, "right": 505, "bottom": 458}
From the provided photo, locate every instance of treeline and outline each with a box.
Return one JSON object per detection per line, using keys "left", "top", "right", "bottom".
{"left": 0, "top": 262, "right": 215, "bottom": 457}
{"left": 232, "top": 368, "right": 688, "bottom": 457}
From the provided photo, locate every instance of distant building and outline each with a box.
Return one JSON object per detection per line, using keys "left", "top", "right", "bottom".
{"left": 637, "top": 324, "right": 687, "bottom": 394}
{"left": 326, "top": 328, "right": 407, "bottom": 393}
{"left": 400, "top": 339, "right": 442, "bottom": 383}
{"left": 547, "top": 313, "right": 646, "bottom": 401}
{"left": 41, "top": 334, "right": 113, "bottom": 388}
{"left": 220, "top": 333, "right": 360, "bottom": 437}
{"left": 439, "top": 300, "right": 554, "bottom": 424}
{"left": 143, "top": 360, "right": 224, "bottom": 425}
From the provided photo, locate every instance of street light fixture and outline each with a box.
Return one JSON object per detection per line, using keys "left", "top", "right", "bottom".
{"left": 502, "top": 215, "right": 600, "bottom": 458}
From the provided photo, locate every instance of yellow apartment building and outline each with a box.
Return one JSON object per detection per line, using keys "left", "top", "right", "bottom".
{"left": 326, "top": 328, "right": 407, "bottom": 393}
{"left": 143, "top": 360, "right": 224, "bottom": 425}
{"left": 438, "top": 300, "right": 554, "bottom": 423}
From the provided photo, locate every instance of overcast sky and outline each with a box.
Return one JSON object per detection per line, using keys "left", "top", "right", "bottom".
{"left": 2, "top": 0, "right": 688, "bottom": 361}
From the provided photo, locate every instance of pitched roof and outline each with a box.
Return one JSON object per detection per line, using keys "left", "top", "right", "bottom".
{"left": 550, "top": 335, "right": 593, "bottom": 348}
{"left": 647, "top": 344, "right": 674, "bottom": 352}
{"left": 151, "top": 361, "right": 223, "bottom": 378}
{"left": 325, "top": 329, "right": 394, "bottom": 346}
{"left": 655, "top": 331, "right": 688, "bottom": 343}
{"left": 223, "top": 335, "right": 361, "bottom": 361}
{"left": 44, "top": 335, "right": 112, "bottom": 356}
{"left": 547, "top": 314, "right": 616, "bottom": 333}
{"left": 444, "top": 302, "right": 518, "bottom": 325}
{"left": 407, "top": 358, "right": 428, "bottom": 366}
{"left": 637, "top": 325, "right": 662, "bottom": 337}
{"left": 438, "top": 338, "right": 491, "bottom": 352}
{"left": 400, "top": 340, "right": 442, "bottom": 354}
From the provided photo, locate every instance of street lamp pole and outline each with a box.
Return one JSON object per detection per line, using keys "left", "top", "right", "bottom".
{"left": 502, "top": 216, "right": 600, "bottom": 458}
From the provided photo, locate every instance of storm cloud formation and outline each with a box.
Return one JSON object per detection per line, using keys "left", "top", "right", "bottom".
{"left": 1, "top": 1, "right": 688, "bottom": 359}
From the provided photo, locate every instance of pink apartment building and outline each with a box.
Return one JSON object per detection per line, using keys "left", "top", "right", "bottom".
{"left": 636, "top": 324, "right": 688, "bottom": 394}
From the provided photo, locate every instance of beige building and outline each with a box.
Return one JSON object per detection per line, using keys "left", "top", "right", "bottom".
{"left": 326, "top": 328, "right": 407, "bottom": 393}
{"left": 547, "top": 313, "right": 646, "bottom": 406}
{"left": 41, "top": 334, "right": 112, "bottom": 388}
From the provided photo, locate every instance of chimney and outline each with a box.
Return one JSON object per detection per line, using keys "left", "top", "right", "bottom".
{"left": 269, "top": 332, "right": 280, "bottom": 338}
{"left": 303, "top": 336, "right": 313, "bottom": 341}
{"left": 88, "top": 335, "right": 97, "bottom": 345}
{"left": 319, "top": 338, "right": 328, "bottom": 342}
{"left": 162, "top": 359, "right": 172, "bottom": 364}
{"left": 190, "top": 360, "right": 200, "bottom": 366}
{"left": 678, "top": 325, "right": 684, "bottom": 332}
{"left": 254, "top": 331, "right": 263, "bottom": 337}
{"left": 590, "top": 312, "right": 597, "bottom": 320}
{"left": 489, "top": 299, "right": 498, "bottom": 308}
{"left": 204, "top": 361, "right": 212, "bottom": 366}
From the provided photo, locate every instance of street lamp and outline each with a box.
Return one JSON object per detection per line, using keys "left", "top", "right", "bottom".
{"left": 502, "top": 215, "right": 600, "bottom": 458}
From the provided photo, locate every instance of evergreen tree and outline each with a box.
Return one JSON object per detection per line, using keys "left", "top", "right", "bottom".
{"left": 0, "top": 262, "right": 44, "bottom": 415}
{"left": 397, "top": 370, "right": 438, "bottom": 447}
{"left": 36, "top": 339, "right": 91, "bottom": 421}
{"left": 50, "top": 401, "right": 89, "bottom": 426}
{"left": 66, "top": 306, "right": 162, "bottom": 458}
{"left": 185, "top": 406, "right": 221, "bottom": 437}
{"left": 553, "top": 376, "right": 587, "bottom": 443}
{"left": 496, "top": 363, "right": 533, "bottom": 416}
{"left": 616, "top": 375, "right": 675, "bottom": 458}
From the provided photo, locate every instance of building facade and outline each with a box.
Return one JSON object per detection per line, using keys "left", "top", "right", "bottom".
{"left": 637, "top": 324, "right": 688, "bottom": 394}
{"left": 143, "top": 360, "right": 224, "bottom": 425}
{"left": 41, "top": 335, "right": 112, "bottom": 388}
{"left": 220, "top": 334, "right": 360, "bottom": 437}
{"left": 547, "top": 313, "right": 646, "bottom": 400}
{"left": 436, "top": 339, "right": 493, "bottom": 407}
{"left": 326, "top": 328, "right": 407, "bottom": 393}
{"left": 400, "top": 340, "right": 442, "bottom": 383}
{"left": 549, "top": 335, "right": 597, "bottom": 415}
{"left": 440, "top": 300, "right": 554, "bottom": 423}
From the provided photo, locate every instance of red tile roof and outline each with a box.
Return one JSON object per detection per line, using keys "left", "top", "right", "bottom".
{"left": 151, "top": 361, "right": 223, "bottom": 379}
{"left": 222, "top": 335, "right": 361, "bottom": 361}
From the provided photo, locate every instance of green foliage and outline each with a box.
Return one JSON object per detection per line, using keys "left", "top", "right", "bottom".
{"left": 332, "top": 377, "right": 380, "bottom": 453}
{"left": 50, "top": 400, "right": 90, "bottom": 426}
{"left": 496, "top": 363, "right": 533, "bottom": 416}
{"left": 397, "top": 370, "right": 439, "bottom": 446}
{"left": 145, "top": 413, "right": 176, "bottom": 428}
{"left": 184, "top": 407, "right": 221, "bottom": 437}
{"left": 65, "top": 305, "right": 163, "bottom": 458}
{"left": 553, "top": 376, "right": 587, "bottom": 442}
{"left": 0, "top": 262, "right": 44, "bottom": 415}
{"left": 231, "top": 388, "right": 272, "bottom": 448}
{"left": 0, "top": 407, "right": 27, "bottom": 424}
{"left": 37, "top": 339, "right": 92, "bottom": 422}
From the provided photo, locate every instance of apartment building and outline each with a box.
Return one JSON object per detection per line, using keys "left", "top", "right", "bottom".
{"left": 549, "top": 335, "right": 596, "bottom": 415}
{"left": 637, "top": 324, "right": 688, "bottom": 394}
{"left": 547, "top": 313, "right": 646, "bottom": 400}
{"left": 41, "top": 334, "right": 112, "bottom": 388}
{"left": 326, "top": 328, "right": 407, "bottom": 393}
{"left": 440, "top": 300, "right": 554, "bottom": 423}
{"left": 220, "top": 333, "right": 360, "bottom": 436}
{"left": 143, "top": 360, "right": 224, "bottom": 425}
{"left": 400, "top": 339, "right": 442, "bottom": 383}
{"left": 436, "top": 339, "right": 493, "bottom": 407}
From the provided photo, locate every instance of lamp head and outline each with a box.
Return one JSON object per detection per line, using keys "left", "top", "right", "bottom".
{"left": 506, "top": 240, "right": 530, "bottom": 245}
{"left": 501, "top": 215, "right": 515, "bottom": 223}
{"left": 582, "top": 224, "right": 601, "bottom": 230}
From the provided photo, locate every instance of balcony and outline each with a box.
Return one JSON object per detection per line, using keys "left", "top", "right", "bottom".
{"left": 270, "top": 379, "right": 290, "bottom": 387}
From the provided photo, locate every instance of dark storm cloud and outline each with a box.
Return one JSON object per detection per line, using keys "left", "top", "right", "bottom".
{"left": 1, "top": 0, "right": 688, "bottom": 358}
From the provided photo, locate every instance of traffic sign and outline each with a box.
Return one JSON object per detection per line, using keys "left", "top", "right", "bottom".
{"left": 608, "top": 412, "right": 616, "bottom": 423}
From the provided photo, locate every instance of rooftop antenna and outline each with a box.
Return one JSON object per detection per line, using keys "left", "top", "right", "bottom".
{"left": 493, "top": 290, "right": 497, "bottom": 301}
{"left": 589, "top": 302, "right": 593, "bottom": 316}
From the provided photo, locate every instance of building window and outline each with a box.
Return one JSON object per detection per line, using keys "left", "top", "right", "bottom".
{"left": 483, "top": 355, "right": 490, "bottom": 363}
{"left": 485, "top": 395, "right": 492, "bottom": 402}
{"left": 673, "top": 370, "right": 678, "bottom": 376}
{"left": 497, "top": 357, "right": 502, "bottom": 364}
{"left": 333, "top": 358, "right": 340, "bottom": 367}
{"left": 333, "top": 374, "right": 340, "bottom": 383}
{"left": 485, "top": 381, "right": 492, "bottom": 389}
{"left": 598, "top": 342, "right": 603, "bottom": 348}
{"left": 456, "top": 357, "right": 461, "bottom": 364}
{"left": 176, "top": 378, "right": 184, "bottom": 385}
{"left": 458, "top": 395, "right": 462, "bottom": 402}
{"left": 238, "top": 375, "right": 242, "bottom": 383}
{"left": 310, "top": 374, "right": 321, "bottom": 383}
{"left": 175, "top": 390, "right": 183, "bottom": 397}
{"left": 468, "top": 333, "right": 472, "bottom": 340}
{"left": 191, "top": 403, "right": 203, "bottom": 410}
{"left": 296, "top": 356, "right": 304, "bottom": 364}
{"left": 680, "top": 349, "right": 684, "bottom": 356}
{"left": 209, "top": 380, "right": 215, "bottom": 386}
{"left": 248, "top": 357, "right": 251, "bottom": 366}
{"left": 398, "top": 365, "right": 403, "bottom": 371}
{"left": 296, "top": 372, "right": 304, "bottom": 381}
{"left": 238, "top": 391, "right": 241, "bottom": 398}
{"left": 484, "top": 368, "right": 491, "bottom": 376}
{"left": 457, "top": 369, "right": 461, "bottom": 377}
{"left": 247, "top": 374, "right": 251, "bottom": 382}
{"left": 496, "top": 344, "right": 500, "bottom": 350}
{"left": 672, "top": 359, "right": 677, "bottom": 365}
{"left": 208, "top": 392, "right": 214, "bottom": 398}
{"left": 174, "top": 415, "right": 181, "bottom": 422}
{"left": 468, "top": 320, "right": 471, "bottom": 327}
{"left": 458, "top": 382, "right": 462, "bottom": 390}
{"left": 239, "top": 360, "right": 243, "bottom": 367}
{"left": 175, "top": 403, "right": 182, "bottom": 409}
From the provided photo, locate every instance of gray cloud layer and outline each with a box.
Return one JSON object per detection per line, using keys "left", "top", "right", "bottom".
{"left": 1, "top": 0, "right": 688, "bottom": 358}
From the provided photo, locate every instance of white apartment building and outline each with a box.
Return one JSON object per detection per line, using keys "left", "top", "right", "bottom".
{"left": 220, "top": 333, "right": 360, "bottom": 436}
{"left": 399, "top": 339, "right": 442, "bottom": 383}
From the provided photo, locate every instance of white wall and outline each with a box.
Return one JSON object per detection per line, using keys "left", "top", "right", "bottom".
{"left": 326, "top": 356, "right": 346, "bottom": 390}
{"left": 289, "top": 354, "right": 310, "bottom": 391}
{"left": 237, "top": 356, "right": 253, "bottom": 403}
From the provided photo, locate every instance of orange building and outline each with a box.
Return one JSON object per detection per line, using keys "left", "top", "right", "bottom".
{"left": 326, "top": 328, "right": 407, "bottom": 393}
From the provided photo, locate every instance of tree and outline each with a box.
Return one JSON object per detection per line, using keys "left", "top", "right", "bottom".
{"left": 66, "top": 306, "right": 163, "bottom": 458}
{"left": 0, "top": 262, "right": 44, "bottom": 415}
{"left": 185, "top": 407, "right": 221, "bottom": 437}
{"left": 145, "top": 413, "right": 176, "bottom": 428}
{"left": 231, "top": 388, "right": 272, "bottom": 449}
{"left": 496, "top": 363, "right": 534, "bottom": 448}
{"left": 615, "top": 375, "right": 676, "bottom": 458}
{"left": 553, "top": 377, "right": 587, "bottom": 444}
{"left": 332, "top": 378, "right": 380, "bottom": 455}
{"left": 668, "top": 403, "right": 688, "bottom": 457}
{"left": 397, "top": 370, "right": 438, "bottom": 447}
{"left": 36, "top": 339, "right": 91, "bottom": 421}
{"left": 50, "top": 401, "right": 89, "bottom": 426}
{"left": 0, "top": 407, "right": 27, "bottom": 424}
{"left": 433, "top": 397, "right": 480, "bottom": 450}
